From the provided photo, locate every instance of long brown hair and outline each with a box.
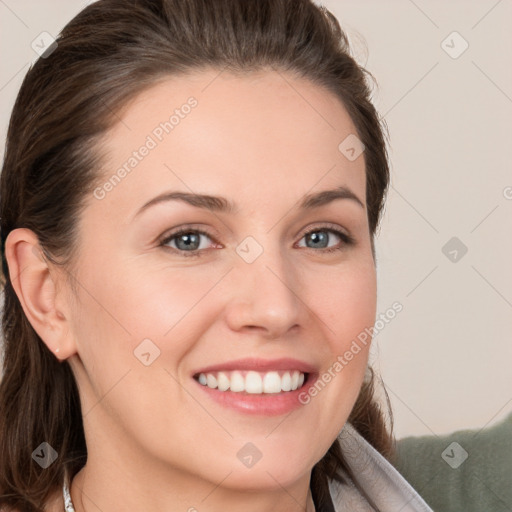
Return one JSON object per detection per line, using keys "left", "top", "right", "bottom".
{"left": 0, "top": 0, "right": 393, "bottom": 510}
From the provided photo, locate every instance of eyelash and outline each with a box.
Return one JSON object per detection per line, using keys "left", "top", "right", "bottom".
{"left": 159, "top": 224, "right": 355, "bottom": 258}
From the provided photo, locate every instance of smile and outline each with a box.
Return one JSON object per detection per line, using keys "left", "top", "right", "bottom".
{"left": 191, "top": 357, "right": 317, "bottom": 415}
{"left": 195, "top": 370, "right": 307, "bottom": 394}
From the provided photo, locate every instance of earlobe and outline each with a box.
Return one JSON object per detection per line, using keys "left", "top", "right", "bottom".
{"left": 4, "top": 228, "right": 77, "bottom": 361}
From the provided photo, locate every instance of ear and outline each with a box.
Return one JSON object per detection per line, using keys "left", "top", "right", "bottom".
{"left": 4, "top": 228, "right": 77, "bottom": 361}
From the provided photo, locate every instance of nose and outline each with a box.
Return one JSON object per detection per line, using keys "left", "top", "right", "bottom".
{"left": 224, "top": 243, "right": 304, "bottom": 340}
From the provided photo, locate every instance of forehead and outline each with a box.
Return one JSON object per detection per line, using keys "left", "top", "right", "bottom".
{"left": 90, "top": 69, "right": 366, "bottom": 220}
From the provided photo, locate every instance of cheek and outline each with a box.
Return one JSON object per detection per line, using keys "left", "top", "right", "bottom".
{"left": 68, "top": 260, "right": 218, "bottom": 437}
{"left": 69, "top": 257, "right": 230, "bottom": 410}
{"left": 76, "top": 255, "right": 220, "bottom": 342}
{"left": 300, "top": 260, "right": 376, "bottom": 426}
{"left": 310, "top": 259, "right": 377, "bottom": 351}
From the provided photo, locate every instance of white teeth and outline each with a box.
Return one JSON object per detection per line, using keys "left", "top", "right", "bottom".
{"left": 206, "top": 374, "right": 217, "bottom": 389}
{"left": 281, "top": 372, "right": 292, "bottom": 391}
{"left": 245, "top": 371, "right": 263, "bottom": 394}
{"left": 262, "top": 371, "right": 282, "bottom": 393}
{"left": 291, "top": 370, "right": 299, "bottom": 390}
{"left": 217, "top": 371, "right": 230, "bottom": 391}
{"left": 230, "top": 371, "right": 245, "bottom": 392}
{"left": 196, "top": 370, "right": 307, "bottom": 394}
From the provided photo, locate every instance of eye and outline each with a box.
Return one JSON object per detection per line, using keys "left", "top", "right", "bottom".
{"left": 159, "top": 224, "right": 355, "bottom": 258}
{"left": 296, "top": 225, "right": 355, "bottom": 253}
{"left": 159, "top": 228, "right": 219, "bottom": 257}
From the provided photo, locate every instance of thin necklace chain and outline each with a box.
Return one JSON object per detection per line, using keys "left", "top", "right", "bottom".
{"left": 63, "top": 473, "right": 75, "bottom": 512}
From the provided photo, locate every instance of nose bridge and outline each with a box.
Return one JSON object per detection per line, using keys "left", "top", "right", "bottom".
{"left": 225, "top": 233, "right": 303, "bottom": 337}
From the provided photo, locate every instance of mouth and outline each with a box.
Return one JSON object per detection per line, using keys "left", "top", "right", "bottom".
{"left": 190, "top": 358, "right": 317, "bottom": 415}
{"left": 193, "top": 369, "right": 309, "bottom": 394}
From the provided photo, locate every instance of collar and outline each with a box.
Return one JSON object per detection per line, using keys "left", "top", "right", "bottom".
{"left": 328, "top": 422, "right": 433, "bottom": 511}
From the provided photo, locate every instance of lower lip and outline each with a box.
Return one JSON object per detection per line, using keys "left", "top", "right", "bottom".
{"left": 194, "top": 374, "right": 317, "bottom": 416}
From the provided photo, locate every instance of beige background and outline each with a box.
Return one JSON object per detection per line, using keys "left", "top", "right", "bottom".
{"left": 1, "top": 0, "right": 511, "bottom": 439}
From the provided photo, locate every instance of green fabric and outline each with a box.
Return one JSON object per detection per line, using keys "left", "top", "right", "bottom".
{"left": 392, "top": 412, "right": 512, "bottom": 512}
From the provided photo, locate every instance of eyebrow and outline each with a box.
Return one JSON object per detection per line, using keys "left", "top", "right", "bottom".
{"left": 134, "top": 185, "right": 364, "bottom": 218}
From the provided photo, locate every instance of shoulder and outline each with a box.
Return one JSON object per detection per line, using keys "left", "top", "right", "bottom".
{"left": 394, "top": 413, "right": 512, "bottom": 511}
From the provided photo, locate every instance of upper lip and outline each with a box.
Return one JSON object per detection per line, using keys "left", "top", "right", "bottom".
{"left": 192, "top": 357, "right": 317, "bottom": 376}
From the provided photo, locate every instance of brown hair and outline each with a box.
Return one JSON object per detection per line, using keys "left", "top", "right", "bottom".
{"left": 0, "top": 0, "right": 393, "bottom": 510}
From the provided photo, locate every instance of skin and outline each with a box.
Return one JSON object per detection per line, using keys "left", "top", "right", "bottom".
{"left": 6, "top": 69, "right": 376, "bottom": 512}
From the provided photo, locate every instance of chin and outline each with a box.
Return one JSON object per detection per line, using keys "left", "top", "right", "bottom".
{"left": 211, "top": 447, "right": 317, "bottom": 491}
{"left": 222, "top": 465, "right": 311, "bottom": 492}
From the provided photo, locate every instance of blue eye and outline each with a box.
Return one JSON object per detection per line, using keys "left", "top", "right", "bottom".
{"left": 160, "top": 228, "right": 215, "bottom": 257}
{"left": 298, "top": 227, "right": 354, "bottom": 253}
{"left": 159, "top": 225, "right": 354, "bottom": 258}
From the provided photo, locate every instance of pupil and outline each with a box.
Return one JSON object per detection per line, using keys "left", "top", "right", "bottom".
{"left": 308, "top": 231, "right": 327, "bottom": 248}
{"left": 178, "top": 233, "right": 199, "bottom": 250}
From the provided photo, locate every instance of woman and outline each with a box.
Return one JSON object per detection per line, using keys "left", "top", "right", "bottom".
{"left": 0, "top": 0, "right": 433, "bottom": 510}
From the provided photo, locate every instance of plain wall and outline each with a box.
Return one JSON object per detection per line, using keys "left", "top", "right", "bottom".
{"left": 0, "top": 0, "right": 511, "bottom": 439}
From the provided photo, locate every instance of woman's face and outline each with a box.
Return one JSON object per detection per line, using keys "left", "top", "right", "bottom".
{"left": 64, "top": 69, "right": 376, "bottom": 491}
